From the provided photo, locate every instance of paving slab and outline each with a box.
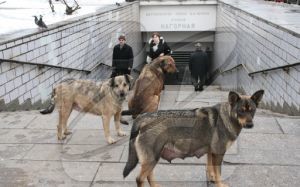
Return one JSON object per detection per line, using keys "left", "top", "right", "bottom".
{"left": 159, "top": 88, "right": 228, "bottom": 109}
{"left": 26, "top": 111, "right": 59, "bottom": 130}
{"left": 225, "top": 165, "right": 300, "bottom": 187}
{"left": 224, "top": 148, "right": 300, "bottom": 165}
{"left": 24, "top": 144, "right": 126, "bottom": 162}
{"left": 276, "top": 117, "right": 300, "bottom": 135}
{"left": 175, "top": 91, "right": 228, "bottom": 103}
{"left": 0, "top": 144, "right": 33, "bottom": 160}
{"left": 28, "top": 109, "right": 135, "bottom": 130}
{"left": 238, "top": 133, "right": 300, "bottom": 150}
{"left": 0, "top": 111, "right": 37, "bottom": 129}
{"left": 247, "top": 116, "right": 283, "bottom": 134}
{"left": 28, "top": 111, "right": 104, "bottom": 130}
{"left": 93, "top": 181, "right": 207, "bottom": 187}
{"left": 66, "top": 130, "right": 129, "bottom": 145}
{"left": 0, "top": 129, "right": 58, "bottom": 144}
{"left": 0, "top": 160, "right": 97, "bottom": 186}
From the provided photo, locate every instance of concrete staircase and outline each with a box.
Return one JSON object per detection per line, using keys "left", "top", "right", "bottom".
{"left": 165, "top": 51, "right": 193, "bottom": 85}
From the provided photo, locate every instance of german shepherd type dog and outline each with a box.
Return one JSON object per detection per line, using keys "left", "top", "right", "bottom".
{"left": 40, "top": 75, "right": 132, "bottom": 144}
{"left": 123, "top": 90, "right": 264, "bottom": 187}
{"left": 122, "top": 56, "right": 177, "bottom": 119}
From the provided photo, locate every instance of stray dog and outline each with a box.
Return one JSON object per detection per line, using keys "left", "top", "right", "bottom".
{"left": 40, "top": 75, "right": 132, "bottom": 144}
{"left": 123, "top": 90, "right": 264, "bottom": 187}
{"left": 122, "top": 55, "right": 177, "bottom": 119}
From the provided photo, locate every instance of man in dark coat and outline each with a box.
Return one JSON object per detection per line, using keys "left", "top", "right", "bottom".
{"left": 189, "top": 43, "right": 209, "bottom": 91}
{"left": 111, "top": 35, "right": 134, "bottom": 77}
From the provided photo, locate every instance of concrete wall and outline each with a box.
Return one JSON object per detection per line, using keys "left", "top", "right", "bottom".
{"left": 213, "top": 2, "right": 300, "bottom": 115}
{"left": 0, "top": 2, "right": 143, "bottom": 111}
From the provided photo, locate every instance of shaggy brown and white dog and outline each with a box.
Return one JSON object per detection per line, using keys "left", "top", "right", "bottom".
{"left": 40, "top": 75, "right": 132, "bottom": 144}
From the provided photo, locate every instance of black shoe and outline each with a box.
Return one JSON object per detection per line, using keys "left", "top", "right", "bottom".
{"left": 195, "top": 83, "right": 203, "bottom": 91}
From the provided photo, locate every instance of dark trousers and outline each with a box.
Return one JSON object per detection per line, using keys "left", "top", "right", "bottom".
{"left": 111, "top": 68, "right": 130, "bottom": 78}
{"left": 191, "top": 74, "right": 206, "bottom": 91}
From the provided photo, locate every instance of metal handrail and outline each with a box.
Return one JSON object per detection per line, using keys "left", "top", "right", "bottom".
{"left": 0, "top": 58, "right": 91, "bottom": 74}
{"left": 221, "top": 62, "right": 300, "bottom": 77}
{"left": 0, "top": 58, "right": 143, "bottom": 76}
{"left": 90, "top": 61, "right": 143, "bottom": 74}
{"left": 221, "top": 63, "right": 251, "bottom": 74}
{"left": 249, "top": 62, "right": 300, "bottom": 76}
{"left": 89, "top": 62, "right": 109, "bottom": 72}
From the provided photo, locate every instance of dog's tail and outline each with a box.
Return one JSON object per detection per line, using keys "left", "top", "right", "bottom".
{"left": 40, "top": 89, "right": 56, "bottom": 114}
{"left": 123, "top": 139, "right": 138, "bottom": 178}
{"left": 123, "top": 120, "right": 141, "bottom": 178}
{"left": 122, "top": 108, "right": 142, "bottom": 118}
{"left": 121, "top": 109, "right": 134, "bottom": 116}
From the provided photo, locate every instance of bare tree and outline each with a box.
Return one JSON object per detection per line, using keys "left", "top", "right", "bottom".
{"left": 61, "top": 0, "right": 81, "bottom": 15}
{"left": 48, "top": 0, "right": 55, "bottom": 13}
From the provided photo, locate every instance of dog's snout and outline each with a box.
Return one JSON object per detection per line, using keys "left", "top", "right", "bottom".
{"left": 245, "top": 122, "right": 253, "bottom": 129}
{"left": 238, "top": 117, "right": 254, "bottom": 129}
{"left": 120, "top": 91, "right": 125, "bottom": 97}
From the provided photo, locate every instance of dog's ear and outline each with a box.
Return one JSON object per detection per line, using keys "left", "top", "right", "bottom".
{"left": 110, "top": 77, "right": 115, "bottom": 87}
{"left": 228, "top": 91, "right": 240, "bottom": 106}
{"left": 124, "top": 74, "right": 133, "bottom": 84}
{"left": 251, "top": 90, "right": 264, "bottom": 106}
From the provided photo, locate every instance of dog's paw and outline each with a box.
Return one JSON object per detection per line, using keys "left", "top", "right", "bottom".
{"left": 217, "top": 182, "right": 229, "bottom": 187}
{"left": 64, "top": 131, "right": 72, "bottom": 135}
{"left": 118, "top": 131, "right": 127, "bottom": 137}
{"left": 206, "top": 171, "right": 216, "bottom": 182}
{"left": 57, "top": 134, "right": 66, "bottom": 140}
{"left": 106, "top": 137, "right": 116, "bottom": 144}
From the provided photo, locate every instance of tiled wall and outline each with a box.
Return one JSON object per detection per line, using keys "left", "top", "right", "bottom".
{"left": 0, "top": 2, "right": 143, "bottom": 111}
{"left": 213, "top": 2, "right": 300, "bottom": 115}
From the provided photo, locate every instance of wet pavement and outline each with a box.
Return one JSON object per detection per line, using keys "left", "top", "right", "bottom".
{"left": 0, "top": 85, "right": 299, "bottom": 187}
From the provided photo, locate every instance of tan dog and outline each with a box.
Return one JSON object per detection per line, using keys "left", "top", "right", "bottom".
{"left": 122, "top": 56, "right": 177, "bottom": 119}
{"left": 40, "top": 75, "right": 132, "bottom": 144}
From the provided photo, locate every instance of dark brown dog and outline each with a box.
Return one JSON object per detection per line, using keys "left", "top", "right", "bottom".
{"left": 122, "top": 56, "right": 177, "bottom": 119}
{"left": 123, "top": 90, "right": 264, "bottom": 187}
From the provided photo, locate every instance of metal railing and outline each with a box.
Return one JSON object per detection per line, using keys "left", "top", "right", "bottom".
{"left": 249, "top": 62, "right": 300, "bottom": 76}
{"left": 0, "top": 58, "right": 92, "bottom": 74}
{"left": 221, "top": 62, "right": 300, "bottom": 77}
{"left": 89, "top": 62, "right": 110, "bottom": 72}
{"left": 0, "top": 58, "right": 142, "bottom": 76}
{"left": 221, "top": 63, "right": 251, "bottom": 74}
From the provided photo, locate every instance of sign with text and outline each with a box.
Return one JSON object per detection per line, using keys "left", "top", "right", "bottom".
{"left": 140, "top": 5, "right": 216, "bottom": 31}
